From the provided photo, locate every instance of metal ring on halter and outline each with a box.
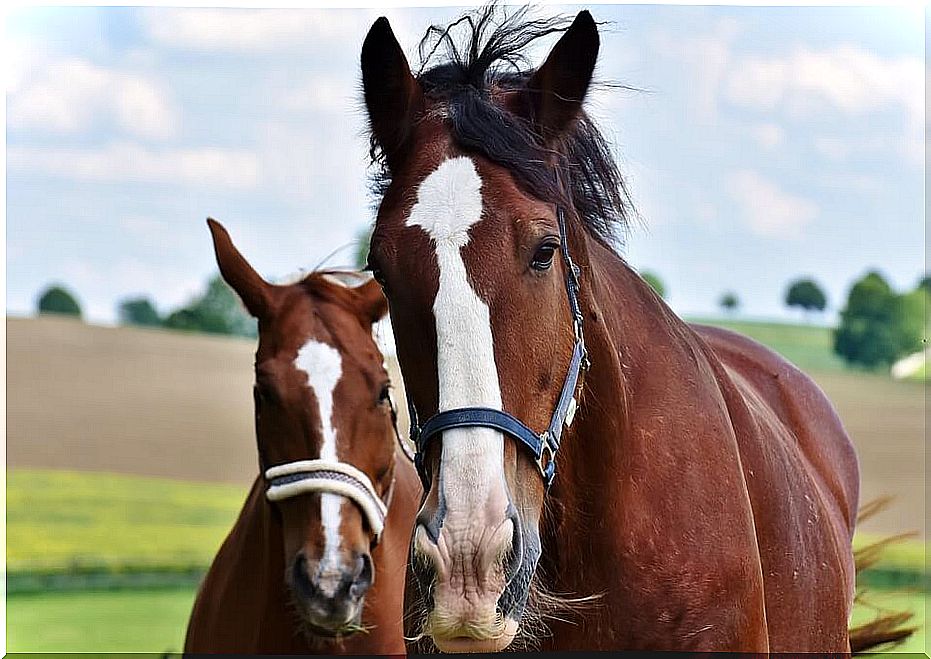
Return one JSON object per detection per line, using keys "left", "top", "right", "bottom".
{"left": 265, "top": 460, "right": 388, "bottom": 540}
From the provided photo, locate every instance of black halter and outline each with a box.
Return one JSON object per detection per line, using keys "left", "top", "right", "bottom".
{"left": 405, "top": 207, "right": 589, "bottom": 491}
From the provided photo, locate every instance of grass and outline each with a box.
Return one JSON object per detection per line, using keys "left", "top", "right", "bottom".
{"left": 688, "top": 316, "right": 847, "bottom": 373}
{"left": 12, "top": 467, "right": 924, "bottom": 575}
{"left": 7, "top": 588, "right": 197, "bottom": 653}
{"left": 854, "top": 533, "right": 927, "bottom": 573}
{"left": 7, "top": 468, "right": 246, "bottom": 572}
{"left": 908, "top": 359, "right": 928, "bottom": 381}
{"left": 850, "top": 589, "right": 928, "bottom": 653}
{"left": 5, "top": 586, "right": 927, "bottom": 652}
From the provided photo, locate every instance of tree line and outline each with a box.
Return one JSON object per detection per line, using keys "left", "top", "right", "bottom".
{"left": 638, "top": 270, "right": 928, "bottom": 369}
{"left": 35, "top": 267, "right": 928, "bottom": 371}
{"left": 36, "top": 275, "right": 256, "bottom": 339}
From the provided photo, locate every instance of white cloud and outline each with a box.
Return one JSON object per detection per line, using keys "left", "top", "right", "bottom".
{"left": 8, "top": 142, "right": 259, "bottom": 189}
{"left": 814, "top": 127, "right": 922, "bottom": 167}
{"left": 725, "top": 45, "right": 922, "bottom": 127}
{"left": 657, "top": 29, "right": 921, "bottom": 166}
{"left": 813, "top": 136, "right": 851, "bottom": 161}
{"left": 280, "top": 75, "right": 359, "bottom": 115}
{"left": 750, "top": 122, "right": 786, "bottom": 150}
{"left": 122, "top": 215, "right": 189, "bottom": 250}
{"left": 728, "top": 169, "right": 818, "bottom": 238}
{"left": 8, "top": 57, "right": 178, "bottom": 140}
{"left": 652, "top": 17, "right": 741, "bottom": 122}
{"left": 144, "top": 8, "right": 372, "bottom": 53}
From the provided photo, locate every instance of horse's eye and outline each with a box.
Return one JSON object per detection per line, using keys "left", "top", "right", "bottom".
{"left": 378, "top": 383, "right": 392, "bottom": 406}
{"left": 531, "top": 241, "right": 559, "bottom": 271}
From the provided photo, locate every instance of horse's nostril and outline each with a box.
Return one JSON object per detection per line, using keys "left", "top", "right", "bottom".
{"left": 415, "top": 508, "right": 442, "bottom": 545}
{"left": 502, "top": 506, "right": 524, "bottom": 583}
{"left": 291, "top": 551, "right": 319, "bottom": 601}
{"left": 349, "top": 553, "right": 373, "bottom": 600}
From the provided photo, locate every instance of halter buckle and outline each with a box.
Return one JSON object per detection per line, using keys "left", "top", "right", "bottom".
{"left": 536, "top": 433, "right": 554, "bottom": 477}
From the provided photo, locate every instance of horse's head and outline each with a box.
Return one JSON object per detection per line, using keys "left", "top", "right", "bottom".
{"left": 361, "top": 8, "right": 620, "bottom": 652}
{"left": 208, "top": 219, "right": 395, "bottom": 638}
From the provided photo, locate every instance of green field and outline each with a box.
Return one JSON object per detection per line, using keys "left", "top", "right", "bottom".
{"left": 688, "top": 317, "right": 848, "bottom": 372}
{"left": 8, "top": 469, "right": 246, "bottom": 572}
{"left": 7, "top": 586, "right": 927, "bottom": 652}
{"left": 849, "top": 589, "right": 928, "bottom": 652}
{"left": 7, "top": 467, "right": 928, "bottom": 652}
{"left": 7, "top": 588, "right": 197, "bottom": 653}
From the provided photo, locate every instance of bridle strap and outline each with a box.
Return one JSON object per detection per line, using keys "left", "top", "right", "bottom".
{"left": 407, "top": 206, "right": 588, "bottom": 491}
{"left": 389, "top": 392, "right": 417, "bottom": 464}
{"left": 265, "top": 460, "right": 388, "bottom": 541}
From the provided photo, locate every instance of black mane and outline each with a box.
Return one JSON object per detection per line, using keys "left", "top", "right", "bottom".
{"left": 368, "top": 5, "right": 634, "bottom": 249}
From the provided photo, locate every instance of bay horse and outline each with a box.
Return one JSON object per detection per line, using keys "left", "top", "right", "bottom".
{"left": 359, "top": 6, "right": 886, "bottom": 652}
{"left": 184, "top": 219, "right": 420, "bottom": 654}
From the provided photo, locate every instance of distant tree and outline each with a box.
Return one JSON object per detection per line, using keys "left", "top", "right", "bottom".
{"left": 163, "top": 275, "right": 257, "bottom": 338}
{"left": 640, "top": 271, "right": 666, "bottom": 299}
{"left": 834, "top": 270, "right": 926, "bottom": 369}
{"left": 162, "top": 307, "right": 204, "bottom": 333}
{"left": 917, "top": 274, "right": 931, "bottom": 296}
{"left": 719, "top": 292, "right": 739, "bottom": 315}
{"left": 355, "top": 224, "right": 374, "bottom": 270}
{"left": 785, "top": 278, "right": 827, "bottom": 319}
{"left": 893, "top": 288, "right": 929, "bottom": 358}
{"left": 37, "top": 285, "right": 82, "bottom": 318}
{"left": 118, "top": 297, "right": 161, "bottom": 327}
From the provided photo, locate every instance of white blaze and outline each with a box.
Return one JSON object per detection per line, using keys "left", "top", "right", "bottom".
{"left": 406, "top": 156, "right": 508, "bottom": 517}
{"left": 294, "top": 339, "right": 345, "bottom": 596}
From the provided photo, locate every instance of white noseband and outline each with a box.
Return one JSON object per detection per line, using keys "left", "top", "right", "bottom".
{"left": 264, "top": 460, "right": 389, "bottom": 540}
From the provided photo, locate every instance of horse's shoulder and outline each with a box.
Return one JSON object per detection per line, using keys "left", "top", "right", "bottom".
{"left": 689, "top": 322, "right": 859, "bottom": 532}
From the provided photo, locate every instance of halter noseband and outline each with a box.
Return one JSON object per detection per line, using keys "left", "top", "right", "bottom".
{"left": 263, "top": 395, "right": 412, "bottom": 544}
{"left": 406, "top": 206, "right": 588, "bottom": 491}
{"left": 265, "top": 460, "right": 389, "bottom": 540}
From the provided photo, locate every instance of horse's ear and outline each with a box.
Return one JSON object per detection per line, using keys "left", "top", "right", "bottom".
{"left": 361, "top": 17, "right": 419, "bottom": 172}
{"left": 521, "top": 10, "right": 599, "bottom": 142}
{"left": 353, "top": 278, "right": 389, "bottom": 326}
{"left": 206, "top": 218, "right": 271, "bottom": 318}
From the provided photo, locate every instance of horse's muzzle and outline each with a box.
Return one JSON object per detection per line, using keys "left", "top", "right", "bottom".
{"left": 289, "top": 550, "right": 373, "bottom": 634}
{"left": 411, "top": 505, "right": 527, "bottom": 651}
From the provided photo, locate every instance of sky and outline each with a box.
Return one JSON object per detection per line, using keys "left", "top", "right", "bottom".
{"left": 5, "top": 3, "right": 925, "bottom": 325}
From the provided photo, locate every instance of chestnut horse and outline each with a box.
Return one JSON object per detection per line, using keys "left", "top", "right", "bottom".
{"left": 360, "top": 7, "right": 877, "bottom": 652}
{"left": 184, "top": 219, "right": 420, "bottom": 654}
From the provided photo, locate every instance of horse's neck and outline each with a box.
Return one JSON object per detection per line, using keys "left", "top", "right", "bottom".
{"left": 541, "top": 233, "right": 705, "bottom": 569}
{"left": 226, "top": 478, "right": 292, "bottom": 620}
{"left": 541, "top": 237, "right": 636, "bottom": 553}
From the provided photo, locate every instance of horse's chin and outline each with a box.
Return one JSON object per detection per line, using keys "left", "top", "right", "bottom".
{"left": 432, "top": 618, "right": 519, "bottom": 653}
{"left": 291, "top": 598, "right": 365, "bottom": 642}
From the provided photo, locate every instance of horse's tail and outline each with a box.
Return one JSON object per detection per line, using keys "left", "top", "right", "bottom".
{"left": 848, "top": 497, "right": 918, "bottom": 653}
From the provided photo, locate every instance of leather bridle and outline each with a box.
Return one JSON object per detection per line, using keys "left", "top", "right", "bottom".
{"left": 405, "top": 206, "right": 589, "bottom": 491}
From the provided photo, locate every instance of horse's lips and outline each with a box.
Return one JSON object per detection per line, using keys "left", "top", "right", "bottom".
{"left": 432, "top": 618, "right": 519, "bottom": 653}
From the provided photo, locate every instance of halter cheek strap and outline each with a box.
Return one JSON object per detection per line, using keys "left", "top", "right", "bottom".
{"left": 265, "top": 460, "right": 389, "bottom": 541}
{"left": 406, "top": 206, "right": 588, "bottom": 491}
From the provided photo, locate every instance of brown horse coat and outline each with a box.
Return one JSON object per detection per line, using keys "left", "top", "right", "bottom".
{"left": 183, "top": 220, "right": 421, "bottom": 654}
{"left": 359, "top": 8, "right": 862, "bottom": 650}
{"left": 533, "top": 238, "right": 858, "bottom": 650}
{"left": 184, "top": 447, "right": 420, "bottom": 654}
